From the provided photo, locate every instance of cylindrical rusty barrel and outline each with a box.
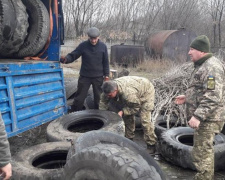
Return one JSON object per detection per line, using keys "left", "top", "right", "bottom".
{"left": 145, "top": 29, "right": 197, "bottom": 61}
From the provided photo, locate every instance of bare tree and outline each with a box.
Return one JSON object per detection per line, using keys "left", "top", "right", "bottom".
{"left": 204, "top": 0, "right": 225, "bottom": 47}
{"left": 62, "top": 0, "right": 225, "bottom": 48}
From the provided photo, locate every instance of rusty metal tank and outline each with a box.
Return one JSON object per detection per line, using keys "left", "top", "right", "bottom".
{"left": 145, "top": 29, "right": 197, "bottom": 61}
{"left": 110, "top": 45, "right": 144, "bottom": 67}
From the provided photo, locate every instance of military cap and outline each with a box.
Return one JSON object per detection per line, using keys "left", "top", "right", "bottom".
{"left": 190, "top": 35, "right": 210, "bottom": 53}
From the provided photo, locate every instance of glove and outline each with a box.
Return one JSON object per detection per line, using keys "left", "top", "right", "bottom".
{"left": 60, "top": 56, "right": 67, "bottom": 64}
{"left": 104, "top": 76, "right": 109, "bottom": 81}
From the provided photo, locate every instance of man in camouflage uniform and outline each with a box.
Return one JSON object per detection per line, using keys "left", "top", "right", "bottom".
{"left": 0, "top": 113, "right": 12, "bottom": 180}
{"left": 99, "top": 76, "right": 157, "bottom": 154}
{"left": 175, "top": 35, "right": 225, "bottom": 180}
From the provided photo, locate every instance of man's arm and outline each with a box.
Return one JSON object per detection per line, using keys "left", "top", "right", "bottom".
{"left": 122, "top": 94, "right": 141, "bottom": 116}
{"left": 61, "top": 43, "right": 83, "bottom": 64}
{"left": 174, "top": 95, "right": 186, "bottom": 105}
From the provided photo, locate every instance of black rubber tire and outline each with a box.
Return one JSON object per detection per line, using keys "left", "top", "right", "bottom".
{"left": 0, "top": 0, "right": 28, "bottom": 56}
{"left": 64, "top": 77, "right": 78, "bottom": 100}
{"left": 159, "top": 127, "right": 225, "bottom": 171}
{"left": 11, "top": 142, "right": 71, "bottom": 180}
{"left": 67, "top": 130, "right": 166, "bottom": 180}
{"left": 0, "top": 0, "right": 16, "bottom": 50}
{"left": 16, "top": 0, "right": 50, "bottom": 57}
{"left": 64, "top": 143, "right": 163, "bottom": 180}
{"left": 154, "top": 116, "right": 186, "bottom": 138}
{"left": 84, "top": 91, "right": 95, "bottom": 109}
{"left": 46, "top": 110, "right": 125, "bottom": 142}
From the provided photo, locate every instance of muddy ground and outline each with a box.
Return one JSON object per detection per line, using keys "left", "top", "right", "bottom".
{"left": 8, "top": 121, "right": 225, "bottom": 180}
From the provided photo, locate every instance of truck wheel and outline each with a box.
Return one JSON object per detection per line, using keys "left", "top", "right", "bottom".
{"left": 0, "top": 0, "right": 16, "bottom": 50}
{"left": 67, "top": 130, "right": 166, "bottom": 180}
{"left": 0, "top": 0, "right": 28, "bottom": 56}
{"left": 64, "top": 144, "right": 163, "bottom": 180}
{"left": 159, "top": 127, "right": 225, "bottom": 171}
{"left": 17, "top": 0, "right": 50, "bottom": 57}
{"left": 46, "top": 110, "right": 125, "bottom": 142}
{"left": 12, "top": 142, "right": 70, "bottom": 180}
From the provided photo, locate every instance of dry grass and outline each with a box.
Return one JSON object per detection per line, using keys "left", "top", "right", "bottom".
{"left": 61, "top": 57, "right": 180, "bottom": 80}
{"left": 110, "top": 58, "right": 181, "bottom": 80}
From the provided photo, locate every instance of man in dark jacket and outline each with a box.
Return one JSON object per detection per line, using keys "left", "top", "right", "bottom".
{"left": 175, "top": 35, "right": 225, "bottom": 180}
{"left": 61, "top": 27, "right": 109, "bottom": 111}
{"left": 0, "top": 114, "right": 12, "bottom": 180}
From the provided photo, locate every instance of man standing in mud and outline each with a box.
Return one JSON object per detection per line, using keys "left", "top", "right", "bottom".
{"left": 60, "top": 27, "right": 109, "bottom": 112}
{"left": 99, "top": 76, "right": 157, "bottom": 154}
{"left": 175, "top": 35, "right": 225, "bottom": 180}
{"left": 0, "top": 114, "right": 12, "bottom": 180}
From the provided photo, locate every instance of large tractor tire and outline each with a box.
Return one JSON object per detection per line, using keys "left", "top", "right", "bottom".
{"left": 64, "top": 144, "right": 163, "bottom": 180}
{"left": 12, "top": 142, "right": 70, "bottom": 180}
{"left": 0, "top": 0, "right": 28, "bottom": 57}
{"left": 159, "top": 127, "right": 225, "bottom": 171}
{"left": 0, "top": 0, "right": 16, "bottom": 51}
{"left": 16, "top": 0, "right": 50, "bottom": 57}
{"left": 46, "top": 110, "right": 125, "bottom": 142}
{"left": 67, "top": 130, "right": 166, "bottom": 180}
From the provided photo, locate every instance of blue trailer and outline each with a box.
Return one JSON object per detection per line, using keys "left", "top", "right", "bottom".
{"left": 0, "top": 0, "right": 67, "bottom": 137}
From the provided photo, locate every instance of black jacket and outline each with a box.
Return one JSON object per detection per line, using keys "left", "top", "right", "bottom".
{"left": 65, "top": 40, "right": 109, "bottom": 78}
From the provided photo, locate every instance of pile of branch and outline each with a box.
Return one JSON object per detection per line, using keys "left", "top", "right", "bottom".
{"left": 152, "top": 62, "right": 194, "bottom": 125}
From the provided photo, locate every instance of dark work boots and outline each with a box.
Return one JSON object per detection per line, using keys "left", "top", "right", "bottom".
{"left": 147, "top": 145, "right": 156, "bottom": 154}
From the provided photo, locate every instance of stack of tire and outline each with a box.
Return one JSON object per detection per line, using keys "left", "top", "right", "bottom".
{"left": 11, "top": 109, "right": 126, "bottom": 180}
{"left": 155, "top": 116, "right": 225, "bottom": 171}
{"left": 0, "top": 0, "right": 49, "bottom": 58}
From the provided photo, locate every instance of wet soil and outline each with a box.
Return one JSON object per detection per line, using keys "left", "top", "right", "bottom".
{"left": 8, "top": 121, "right": 225, "bottom": 180}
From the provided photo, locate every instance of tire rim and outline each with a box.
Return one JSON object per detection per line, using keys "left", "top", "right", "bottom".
{"left": 176, "top": 133, "right": 193, "bottom": 146}
{"left": 67, "top": 115, "right": 104, "bottom": 133}
{"left": 32, "top": 150, "right": 67, "bottom": 169}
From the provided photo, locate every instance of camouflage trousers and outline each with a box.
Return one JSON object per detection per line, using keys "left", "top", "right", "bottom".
{"left": 192, "top": 121, "right": 224, "bottom": 180}
{"left": 123, "top": 111, "right": 156, "bottom": 145}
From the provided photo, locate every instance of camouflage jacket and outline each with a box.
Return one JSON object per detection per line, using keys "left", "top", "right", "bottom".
{"left": 0, "top": 114, "right": 11, "bottom": 167}
{"left": 186, "top": 54, "right": 225, "bottom": 122}
{"left": 99, "top": 76, "right": 155, "bottom": 116}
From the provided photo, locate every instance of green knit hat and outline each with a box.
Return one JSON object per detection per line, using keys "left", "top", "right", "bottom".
{"left": 190, "top": 35, "right": 210, "bottom": 53}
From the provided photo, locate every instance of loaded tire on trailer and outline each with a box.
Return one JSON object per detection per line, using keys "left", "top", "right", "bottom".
{"left": 64, "top": 144, "right": 163, "bottom": 180}
{"left": 46, "top": 110, "right": 125, "bottom": 142}
{"left": 11, "top": 142, "right": 70, "bottom": 180}
{"left": 0, "top": 0, "right": 16, "bottom": 50}
{"left": 159, "top": 127, "right": 225, "bottom": 171}
{"left": 17, "top": 0, "right": 50, "bottom": 58}
{"left": 0, "top": 0, "right": 28, "bottom": 57}
{"left": 67, "top": 130, "right": 166, "bottom": 180}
